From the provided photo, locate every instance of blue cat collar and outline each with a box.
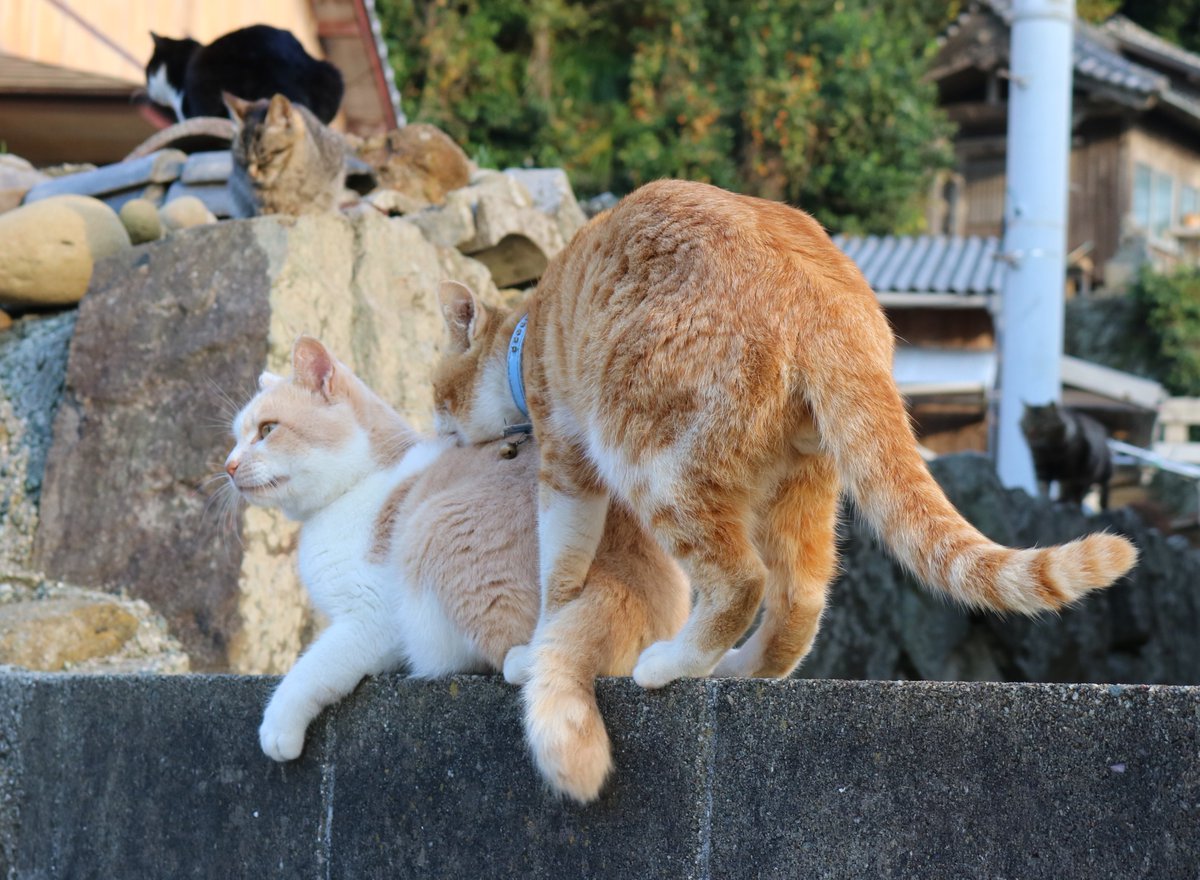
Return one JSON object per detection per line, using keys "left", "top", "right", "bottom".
{"left": 507, "top": 314, "right": 530, "bottom": 419}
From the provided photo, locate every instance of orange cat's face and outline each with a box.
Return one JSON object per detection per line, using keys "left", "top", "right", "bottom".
{"left": 431, "top": 281, "right": 526, "bottom": 445}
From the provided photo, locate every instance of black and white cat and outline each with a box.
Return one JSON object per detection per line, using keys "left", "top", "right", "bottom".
{"left": 145, "top": 25, "right": 344, "bottom": 123}
{"left": 1020, "top": 401, "right": 1114, "bottom": 509}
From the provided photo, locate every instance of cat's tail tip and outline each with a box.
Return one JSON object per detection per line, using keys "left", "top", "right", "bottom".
{"left": 998, "top": 531, "right": 1138, "bottom": 614}
{"left": 521, "top": 653, "right": 613, "bottom": 804}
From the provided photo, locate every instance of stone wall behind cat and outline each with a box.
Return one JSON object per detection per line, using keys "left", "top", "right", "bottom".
{"left": 801, "top": 453, "right": 1199, "bottom": 686}
{"left": 29, "top": 211, "right": 499, "bottom": 673}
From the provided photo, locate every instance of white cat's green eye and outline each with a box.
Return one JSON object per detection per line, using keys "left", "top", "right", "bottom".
{"left": 258, "top": 422, "right": 278, "bottom": 440}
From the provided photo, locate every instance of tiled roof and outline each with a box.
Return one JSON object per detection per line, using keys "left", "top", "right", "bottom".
{"left": 833, "top": 235, "right": 1005, "bottom": 297}
{"left": 1103, "top": 15, "right": 1200, "bottom": 80}
{"left": 966, "top": 0, "right": 1167, "bottom": 98}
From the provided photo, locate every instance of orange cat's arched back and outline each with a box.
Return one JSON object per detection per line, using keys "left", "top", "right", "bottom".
{"left": 434, "top": 179, "right": 1137, "bottom": 689}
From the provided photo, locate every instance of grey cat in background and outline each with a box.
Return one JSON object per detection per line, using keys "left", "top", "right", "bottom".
{"left": 224, "top": 93, "right": 345, "bottom": 218}
{"left": 1020, "top": 401, "right": 1114, "bottom": 509}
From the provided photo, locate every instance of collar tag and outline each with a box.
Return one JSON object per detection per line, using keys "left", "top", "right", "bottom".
{"left": 507, "top": 314, "right": 530, "bottom": 419}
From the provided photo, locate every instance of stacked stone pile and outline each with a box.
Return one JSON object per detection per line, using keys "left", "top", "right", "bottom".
{"left": 0, "top": 124, "right": 588, "bottom": 674}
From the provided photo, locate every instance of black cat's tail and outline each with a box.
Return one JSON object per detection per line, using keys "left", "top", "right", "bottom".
{"left": 308, "top": 60, "right": 345, "bottom": 124}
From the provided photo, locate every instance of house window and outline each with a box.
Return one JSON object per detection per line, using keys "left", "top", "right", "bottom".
{"left": 1154, "top": 171, "right": 1175, "bottom": 234}
{"left": 1182, "top": 185, "right": 1199, "bottom": 223}
{"left": 1133, "top": 163, "right": 1177, "bottom": 236}
{"left": 1134, "top": 163, "right": 1152, "bottom": 229}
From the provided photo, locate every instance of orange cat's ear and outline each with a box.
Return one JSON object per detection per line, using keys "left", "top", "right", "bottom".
{"left": 223, "top": 92, "right": 253, "bottom": 123}
{"left": 292, "top": 336, "right": 337, "bottom": 398}
{"left": 438, "top": 280, "right": 482, "bottom": 353}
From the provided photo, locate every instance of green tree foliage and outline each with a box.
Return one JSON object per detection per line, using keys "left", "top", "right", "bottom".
{"left": 377, "top": 0, "right": 955, "bottom": 234}
{"left": 1078, "top": 0, "right": 1200, "bottom": 52}
{"left": 1130, "top": 267, "right": 1200, "bottom": 396}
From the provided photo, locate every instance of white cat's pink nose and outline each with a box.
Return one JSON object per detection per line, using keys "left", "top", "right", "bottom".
{"left": 225, "top": 458, "right": 239, "bottom": 478}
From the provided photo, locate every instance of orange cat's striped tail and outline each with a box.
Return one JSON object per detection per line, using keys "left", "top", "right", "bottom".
{"left": 801, "top": 340, "right": 1137, "bottom": 614}
{"left": 521, "top": 632, "right": 614, "bottom": 803}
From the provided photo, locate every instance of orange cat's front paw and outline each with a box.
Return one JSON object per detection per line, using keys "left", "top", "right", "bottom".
{"left": 503, "top": 644, "right": 534, "bottom": 685}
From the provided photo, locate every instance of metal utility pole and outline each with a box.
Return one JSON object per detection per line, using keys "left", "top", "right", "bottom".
{"left": 995, "top": 0, "right": 1076, "bottom": 492}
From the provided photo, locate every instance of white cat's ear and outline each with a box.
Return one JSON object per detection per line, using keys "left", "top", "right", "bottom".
{"left": 292, "top": 336, "right": 337, "bottom": 398}
{"left": 438, "top": 280, "right": 482, "bottom": 353}
{"left": 258, "top": 371, "right": 284, "bottom": 390}
{"left": 223, "top": 92, "right": 253, "bottom": 124}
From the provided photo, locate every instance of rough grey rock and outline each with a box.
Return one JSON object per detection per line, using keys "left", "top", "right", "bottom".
{"left": 0, "top": 313, "right": 75, "bottom": 571}
{"left": 800, "top": 453, "right": 1200, "bottom": 685}
{"left": 0, "top": 674, "right": 1195, "bottom": 879}
{"left": 503, "top": 167, "right": 589, "bottom": 242}
{"left": 403, "top": 169, "right": 587, "bottom": 287}
{"left": 581, "top": 191, "right": 619, "bottom": 217}
{"left": 32, "top": 212, "right": 498, "bottom": 673}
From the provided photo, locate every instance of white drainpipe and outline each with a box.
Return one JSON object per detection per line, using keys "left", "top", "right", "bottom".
{"left": 995, "top": 0, "right": 1076, "bottom": 493}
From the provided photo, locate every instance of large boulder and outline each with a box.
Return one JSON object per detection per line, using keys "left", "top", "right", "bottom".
{"left": 33, "top": 211, "right": 498, "bottom": 672}
{"left": 0, "top": 573, "right": 189, "bottom": 673}
{"left": 0, "top": 196, "right": 131, "bottom": 308}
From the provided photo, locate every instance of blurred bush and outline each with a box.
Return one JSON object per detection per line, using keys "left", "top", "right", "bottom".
{"left": 378, "top": 0, "right": 956, "bottom": 234}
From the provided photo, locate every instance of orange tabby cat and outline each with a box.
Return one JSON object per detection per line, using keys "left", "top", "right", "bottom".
{"left": 226, "top": 336, "right": 687, "bottom": 801}
{"left": 432, "top": 179, "right": 1138, "bottom": 690}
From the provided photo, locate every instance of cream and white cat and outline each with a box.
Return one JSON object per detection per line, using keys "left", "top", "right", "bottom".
{"left": 224, "top": 336, "right": 688, "bottom": 802}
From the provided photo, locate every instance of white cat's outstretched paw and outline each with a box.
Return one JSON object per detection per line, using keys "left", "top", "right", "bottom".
{"left": 259, "top": 716, "right": 307, "bottom": 762}
{"left": 503, "top": 643, "right": 534, "bottom": 685}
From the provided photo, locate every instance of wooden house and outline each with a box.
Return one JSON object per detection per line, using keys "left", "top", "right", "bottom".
{"left": 834, "top": 232, "right": 1165, "bottom": 456}
{"left": 0, "top": 0, "right": 401, "bottom": 165}
{"left": 929, "top": 0, "right": 1200, "bottom": 285}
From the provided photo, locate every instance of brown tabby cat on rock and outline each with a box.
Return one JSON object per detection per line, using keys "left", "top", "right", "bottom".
{"left": 433, "top": 179, "right": 1138, "bottom": 690}
{"left": 224, "top": 93, "right": 345, "bottom": 218}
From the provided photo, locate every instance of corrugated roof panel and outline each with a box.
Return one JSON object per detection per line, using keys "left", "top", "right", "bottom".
{"left": 910, "top": 236, "right": 949, "bottom": 292}
{"left": 948, "top": 236, "right": 985, "bottom": 294}
{"left": 969, "top": 237, "right": 999, "bottom": 293}
{"left": 890, "top": 236, "right": 935, "bottom": 291}
{"left": 928, "top": 239, "right": 965, "bottom": 292}
{"left": 856, "top": 236, "right": 896, "bottom": 284}
{"left": 872, "top": 237, "right": 917, "bottom": 291}
{"left": 835, "top": 233, "right": 1005, "bottom": 297}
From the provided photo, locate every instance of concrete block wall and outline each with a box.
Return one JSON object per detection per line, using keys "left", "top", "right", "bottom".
{"left": 1, "top": 674, "right": 1196, "bottom": 878}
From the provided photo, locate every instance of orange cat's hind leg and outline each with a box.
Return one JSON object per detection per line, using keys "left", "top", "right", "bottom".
{"left": 632, "top": 505, "right": 767, "bottom": 689}
{"left": 714, "top": 453, "right": 840, "bottom": 678}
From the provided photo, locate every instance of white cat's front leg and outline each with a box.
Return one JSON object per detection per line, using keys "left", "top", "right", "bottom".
{"left": 260, "top": 618, "right": 396, "bottom": 761}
